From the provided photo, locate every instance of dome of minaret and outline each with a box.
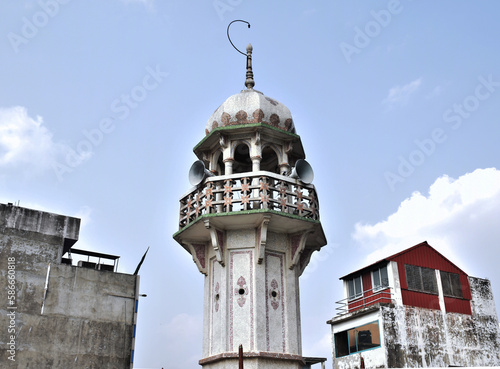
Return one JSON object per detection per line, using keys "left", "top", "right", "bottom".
{"left": 205, "top": 89, "right": 296, "bottom": 135}
{"left": 205, "top": 43, "right": 295, "bottom": 136}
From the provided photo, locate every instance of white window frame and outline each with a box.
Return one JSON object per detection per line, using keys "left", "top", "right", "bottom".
{"left": 347, "top": 276, "right": 363, "bottom": 301}
{"left": 372, "top": 265, "right": 389, "bottom": 292}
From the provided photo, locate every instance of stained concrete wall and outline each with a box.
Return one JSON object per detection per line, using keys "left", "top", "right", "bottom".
{"left": 330, "top": 275, "right": 500, "bottom": 368}
{"left": 0, "top": 204, "right": 137, "bottom": 368}
{"left": 382, "top": 276, "right": 500, "bottom": 367}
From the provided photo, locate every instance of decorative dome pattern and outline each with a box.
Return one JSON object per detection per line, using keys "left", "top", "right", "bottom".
{"left": 206, "top": 89, "right": 295, "bottom": 135}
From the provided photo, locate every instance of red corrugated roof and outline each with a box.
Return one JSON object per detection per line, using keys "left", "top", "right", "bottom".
{"left": 339, "top": 241, "right": 467, "bottom": 280}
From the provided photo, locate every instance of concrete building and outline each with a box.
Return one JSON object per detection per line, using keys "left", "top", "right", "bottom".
{"left": 327, "top": 241, "right": 500, "bottom": 368}
{"left": 173, "top": 44, "right": 327, "bottom": 369}
{"left": 0, "top": 203, "right": 140, "bottom": 368}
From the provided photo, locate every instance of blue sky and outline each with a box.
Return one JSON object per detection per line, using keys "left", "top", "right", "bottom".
{"left": 1, "top": 1, "right": 500, "bottom": 368}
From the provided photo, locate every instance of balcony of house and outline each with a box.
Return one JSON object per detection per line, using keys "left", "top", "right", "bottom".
{"left": 178, "top": 171, "right": 320, "bottom": 230}
{"left": 335, "top": 287, "right": 395, "bottom": 317}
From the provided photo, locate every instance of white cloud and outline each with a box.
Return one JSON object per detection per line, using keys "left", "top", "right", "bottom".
{"left": 382, "top": 78, "right": 422, "bottom": 108}
{"left": 0, "top": 106, "right": 88, "bottom": 176}
{"left": 352, "top": 168, "right": 500, "bottom": 277}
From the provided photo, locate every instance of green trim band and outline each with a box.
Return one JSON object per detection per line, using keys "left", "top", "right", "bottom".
{"left": 173, "top": 208, "right": 320, "bottom": 238}
{"left": 194, "top": 123, "right": 300, "bottom": 151}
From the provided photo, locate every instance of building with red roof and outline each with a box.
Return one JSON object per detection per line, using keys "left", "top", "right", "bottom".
{"left": 327, "top": 241, "right": 500, "bottom": 368}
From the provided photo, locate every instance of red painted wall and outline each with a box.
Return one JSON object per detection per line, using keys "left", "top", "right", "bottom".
{"left": 402, "top": 290, "right": 441, "bottom": 311}
{"left": 344, "top": 243, "right": 472, "bottom": 315}
{"left": 390, "top": 243, "right": 471, "bottom": 315}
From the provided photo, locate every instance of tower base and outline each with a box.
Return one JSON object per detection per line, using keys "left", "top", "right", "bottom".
{"left": 200, "top": 352, "right": 305, "bottom": 369}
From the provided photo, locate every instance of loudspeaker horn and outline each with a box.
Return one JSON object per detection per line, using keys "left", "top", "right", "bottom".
{"left": 189, "top": 160, "right": 214, "bottom": 186}
{"left": 289, "top": 159, "right": 314, "bottom": 184}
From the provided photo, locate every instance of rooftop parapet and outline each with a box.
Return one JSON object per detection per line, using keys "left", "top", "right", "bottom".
{"left": 0, "top": 202, "right": 80, "bottom": 254}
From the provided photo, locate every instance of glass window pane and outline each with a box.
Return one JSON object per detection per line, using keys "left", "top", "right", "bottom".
{"left": 441, "top": 271, "right": 453, "bottom": 296}
{"left": 357, "top": 322, "right": 381, "bottom": 351}
{"left": 422, "top": 267, "right": 437, "bottom": 294}
{"left": 373, "top": 270, "right": 381, "bottom": 289}
{"left": 334, "top": 331, "right": 349, "bottom": 357}
{"left": 348, "top": 280, "right": 355, "bottom": 299}
{"left": 354, "top": 276, "right": 362, "bottom": 296}
{"left": 348, "top": 329, "right": 357, "bottom": 354}
{"left": 450, "top": 273, "right": 463, "bottom": 298}
{"left": 380, "top": 266, "right": 389, "bottom": 287}
{"left": 406, "top": 264, "right": 422, "bottom": 291}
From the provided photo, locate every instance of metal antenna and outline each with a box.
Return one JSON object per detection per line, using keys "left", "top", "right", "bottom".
{"left": 227, "top": 20, "right": 251, "bottom": 56}
{"left": 227, "top": 20, "right": 254, "bottom": 89}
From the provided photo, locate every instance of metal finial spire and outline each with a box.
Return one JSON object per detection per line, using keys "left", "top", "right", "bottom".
{"left": 245, "top": 43, "right": 254, "bottom": 89}
{"left": 227, "top": 20, "right": 254, "bottom": 90}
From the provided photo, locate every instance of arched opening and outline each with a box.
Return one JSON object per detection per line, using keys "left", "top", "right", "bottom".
{"left": 261, "top": 145, "right": 280, "bottom": 174}
{"left": 233, "top": 143, "right": 252, "bottom": 173}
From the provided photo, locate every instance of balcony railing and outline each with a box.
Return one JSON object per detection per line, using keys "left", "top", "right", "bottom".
{"left": 179, "top": 171, "right": 320, "bottom": 229}
{"left": 335, "top": 287, "right": 394, "bottom": 316}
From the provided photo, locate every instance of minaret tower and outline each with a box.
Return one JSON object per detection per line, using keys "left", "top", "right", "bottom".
{"left": 173, "top": 43, "right": 327, "bottom": 369}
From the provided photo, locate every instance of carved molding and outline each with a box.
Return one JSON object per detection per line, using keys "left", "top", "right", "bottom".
{"left": 289, "top": 232, "right": 311, "bottom": 270}
{"left": 184, "top": 242, "right": 208, "bottom": 275}
{"left": 204, "top": 219, "right": 225, "bottom": 266}
{"left": 254, "top": 130, "right": 261, "bottom": 146}
{"left": 219, "top": 134, "right": 228, "bottom": 149}
{"left": 256, "top": 215, "right": 272, "bottom": 264}
{"left": 298, "top": 247, "right": 319, "bottom": 277}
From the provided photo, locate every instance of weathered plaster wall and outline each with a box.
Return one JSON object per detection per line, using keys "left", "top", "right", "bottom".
{"left": 203, "top": 227, "right": 306, "bottom": 368}
{"left": 448, "top": 276, "right": 500, "bottom": 366}
{"left": 381, "top": 277, "right": 500, "bottom": 367}
{"left": 0, "top": 204, "right": 137, "bottom": 368}
{"left": 381, "top": 305, "right": 449, "bottom": 367}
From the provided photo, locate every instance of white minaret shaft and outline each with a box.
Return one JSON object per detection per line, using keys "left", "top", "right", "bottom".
{"left": 174, "top": 44, "right": 327, "bottom": 369}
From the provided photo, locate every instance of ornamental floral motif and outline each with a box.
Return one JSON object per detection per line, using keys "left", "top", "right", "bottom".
{"left": 178, "top": 174, "right": 321, "bottom": 229}
{"left": 269, "top": 279, "right": 280, "bottom": 310}
{"left": 235, "top": 276, "right": 249, "bottom": 307}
